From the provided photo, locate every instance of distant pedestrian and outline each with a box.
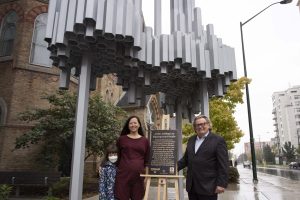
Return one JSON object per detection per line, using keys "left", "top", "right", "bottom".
{"left": 99, "top": 143, "right": 118, "bottom": 200}
{"left": 234, "top": 160, "right": 238, "bottom": 167}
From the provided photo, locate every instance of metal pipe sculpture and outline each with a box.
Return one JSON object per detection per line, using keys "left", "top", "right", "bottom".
{"left": 46, "top": 0, "right": 236, "bottom": 117}
{"left": 45, "top": 0, "right": 237, "bottom": 199}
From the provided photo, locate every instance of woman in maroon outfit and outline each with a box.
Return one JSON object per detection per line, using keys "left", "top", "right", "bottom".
{"left": 114, "top": 116, "right": 150, "bottom": 200}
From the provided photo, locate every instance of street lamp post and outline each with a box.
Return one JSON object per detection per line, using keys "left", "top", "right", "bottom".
{"left": 240, "top": 0, "right": 292, "bottom": 182}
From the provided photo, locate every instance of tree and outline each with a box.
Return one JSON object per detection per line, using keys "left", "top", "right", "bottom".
{"left": 255, "top": 149, "right": 263, "bottom": 164}
{"left": 209, "top": 77, "right": 250, "bottom": 150}
{"left": 15, "top": 90, "right": 126, "bottom": 176}
{"left": 297, "top": 146, "right": 300, "bottom": 156}
{"left": 271, "top": 144, "right": 279, "bottom": 157}
{"left": 182, "top": 123, "right": 195, "bottom": 144}
{"left": 281, "top": 141, "right": 296, "bottom": 163}
{"left": 182, "top": 77, "right": 250, "bottom": 150}
{"left": 263, "top": 145, "right": 275, "bottom": 164}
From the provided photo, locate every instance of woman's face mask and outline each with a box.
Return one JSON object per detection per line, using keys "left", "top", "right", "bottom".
{"left": 108, "top": 155, "right": 118, "bottom": 163}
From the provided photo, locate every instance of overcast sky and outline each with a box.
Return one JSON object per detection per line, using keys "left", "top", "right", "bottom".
{"left": 142, "top": 0, "right": 300, "bottom": 155}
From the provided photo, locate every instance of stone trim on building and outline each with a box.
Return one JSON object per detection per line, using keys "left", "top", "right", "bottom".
{"left": 26, "top": 5, "right": 48, "bottom": 23}
{"left": 0, "top": 0, "right": 18, "bottom": 4}
{"left": 37, "top": 0, "right": 48, "bottom": 4}
{"left": 0, "top": 2, "right": 24, "bottom": 22}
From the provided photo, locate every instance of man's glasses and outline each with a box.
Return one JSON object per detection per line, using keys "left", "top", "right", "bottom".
{"left": 195, "top": 122, "right": 207, "bottom": 127}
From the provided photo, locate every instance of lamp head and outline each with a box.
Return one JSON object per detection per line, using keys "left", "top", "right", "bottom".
{"left": 280, "top": 0, "right": 292, "bottom": 4}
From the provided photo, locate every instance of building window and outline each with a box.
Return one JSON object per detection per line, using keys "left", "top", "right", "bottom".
{"left": 0, "top": 98, "right": 7, "bottom": 125}
{"left": 0, "top": 11, "right": 17, "bottom": 57}
{"left": 295, "top": 95, "right": 300, "bottom": 100}
{"left": 30, "top": 13, "right": 51, "bottom": 67}
{"left": 296, "top": 108, "right": 300, "bottom": 113}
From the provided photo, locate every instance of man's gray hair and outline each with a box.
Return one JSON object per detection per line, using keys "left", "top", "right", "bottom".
{"left": 193, "top": 115, "right": 212, "bottom": 130}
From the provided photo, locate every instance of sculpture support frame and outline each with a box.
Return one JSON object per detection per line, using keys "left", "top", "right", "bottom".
{"left": 69, "top": 54, "right": 91, "bottom": 200}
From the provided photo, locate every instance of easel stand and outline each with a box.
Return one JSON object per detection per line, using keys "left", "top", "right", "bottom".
{"left": 141, "top": 174, "right": 184, "bottom": 200}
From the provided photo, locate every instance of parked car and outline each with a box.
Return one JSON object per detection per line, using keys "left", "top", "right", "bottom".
{"left": 243, "top": 161, "right": 251, "bottom": 168}
{"left": 288, "top": 162, "right": 300, "bottom": 169}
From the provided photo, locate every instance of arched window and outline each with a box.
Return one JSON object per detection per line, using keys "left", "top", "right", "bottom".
{"left": 30, "top": 13, "right": 51, "bottom": 67}
{"left": 0, "top": 11, "right": 17, "bottom": 57}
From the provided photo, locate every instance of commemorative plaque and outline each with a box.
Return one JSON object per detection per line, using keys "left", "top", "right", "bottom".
{"left": 149, "top": 130, "right": 178, "bottom": 175}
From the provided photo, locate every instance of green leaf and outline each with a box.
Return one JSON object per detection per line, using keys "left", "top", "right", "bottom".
{"left": 15, "top": 90, "right": 126, "bottom": 175}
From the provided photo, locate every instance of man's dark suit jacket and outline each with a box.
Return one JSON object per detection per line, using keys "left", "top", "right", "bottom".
{"left": 177, "top": 132, "right": 229, "bottom": 195}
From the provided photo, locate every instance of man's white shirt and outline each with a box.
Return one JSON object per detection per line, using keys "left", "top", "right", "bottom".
{"left": 195, "top": 132, "right": 209, "bottom": 153}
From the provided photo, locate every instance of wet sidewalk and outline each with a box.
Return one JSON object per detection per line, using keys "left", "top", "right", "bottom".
{"left": 85, "top": 165, "right": 300, "bottom": 200}
{"left": 219, "top": 165, "right": 300, "bottom": 200}
{"left": 9, "top": 165, "right": 300, "bottom": 200}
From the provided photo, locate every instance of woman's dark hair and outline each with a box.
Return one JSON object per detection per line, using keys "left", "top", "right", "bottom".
{"left": 120, "top": 115, "right": 144, "bottom": 136}
{"left": 100, "top": 143, "right": 118, "bottom": 167}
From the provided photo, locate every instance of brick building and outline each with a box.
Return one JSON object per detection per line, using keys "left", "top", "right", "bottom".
{"left": 0, "top": 0, "right": 162, "bottom": 175}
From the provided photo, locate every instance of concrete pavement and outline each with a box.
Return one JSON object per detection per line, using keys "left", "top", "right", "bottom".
{"left": 8, "top": 165, "right": 300, "bottom": 199}
{"left": 85, "top": 165, "right": 300, "bottom": 200}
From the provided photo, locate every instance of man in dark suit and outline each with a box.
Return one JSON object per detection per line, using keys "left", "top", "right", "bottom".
{"left": 178, "top": 115, "right": 228, "bottom": 200}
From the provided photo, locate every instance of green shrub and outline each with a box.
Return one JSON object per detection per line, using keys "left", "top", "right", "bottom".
{"left": 49, "top": 177, "right": 98, "bottom": 198}
{"left": 0, "top": 184, "right": 12, "bottom": 200}
{"left": 43, "top": 196, "right": 61, "bottom": 200}
{"left": 228, "top": 166, "right": 239, "bottom": 183}
{"left": 50, "top": 177, "right": 70, "bottom": 198}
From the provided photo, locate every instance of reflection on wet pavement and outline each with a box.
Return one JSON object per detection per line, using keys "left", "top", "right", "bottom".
{"left": 257, "top": 167, "right": 300, "bottom": 181}
{"left": 219, "top": 166, "right": 300, "bottom": 200}
{"left": 85, "top": 165, "right": 300, "bottom": 200}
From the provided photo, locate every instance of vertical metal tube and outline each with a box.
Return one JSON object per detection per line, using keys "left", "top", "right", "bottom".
{"left": 66, "top": 0, "right": 77, "bottom": 34}
{"left": 204, "top": 50, "right": 211, "bottom": 78}
{"left": 115, "top": 0, "right": 126, "bottom": 40}
{"left": 176, "top": 100, "right": 184, "bottom": 200}
{"left": 184, "top": 0, "right": 193, "bottom": 33}
{"left": 104, "top": 0, "right": 116, "bottom": 39}
{"left": 193, "top": 8, "right": 203, "bottom": 39}
{"left": 217, "top": 38, "right": 224, "bottom": 75}
{"left": 154, "top": 0, "right": 162, "bottom": 36}
{"left": 59, "top": 68, "right": 70, "bottom": 90}
{"left": 182, "top": 34, "right": 191, "bottom": 66}
{"left": 229, "top": 47, "right": 237, "bottom": 80}
{"left": 95, "top": 0, "right": 105, "bottom": 34}
{"left": 69, "top": 54, "right": 91, "bottom": 199}
{"left": 45, "top": 0, "right": 58, "bottom": 42}
{"left": 170, "top": 0, "right": 178, "bottom": 33}
{"left": 124, "top": 0, "right": 133, "bottom": 41}
{"left": 75, "top": 0, "right": 86, "bottom": 25}
{"left": 152, "top": 37, "right": 160, "bottom": 67}
{"left": 168, "top": 34, "right": 174, "bottom": 63}
{"left": 145, "top": 27, "right": 153, "bottom": 66}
